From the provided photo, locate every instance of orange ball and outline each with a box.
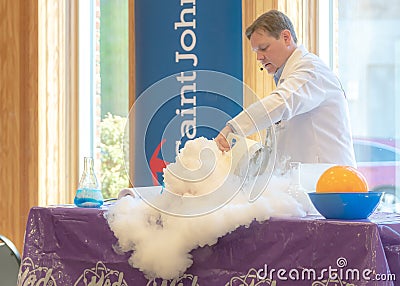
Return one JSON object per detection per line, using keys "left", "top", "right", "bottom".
{"left": 316, "top": 165, "right": 369, "bottom": 193}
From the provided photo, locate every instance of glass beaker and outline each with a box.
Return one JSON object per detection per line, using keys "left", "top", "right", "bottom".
{"left": 74, "top": 157, "right": 104, "bottom": 208}
{"left": 287, "top": 162, "right": 313, "bottom": 214}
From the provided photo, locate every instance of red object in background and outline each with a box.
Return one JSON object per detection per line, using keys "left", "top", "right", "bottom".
{"left": 149, "top": 139, "right": 169, "bottom": 186}
{"left": 353, "top": 138, "right": 400, "bottom": 193}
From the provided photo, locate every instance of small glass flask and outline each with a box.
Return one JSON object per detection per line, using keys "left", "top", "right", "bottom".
{"left": 74, "top": 157, "right": 104, "bottom": 208}
{"left": 287, "top": 162, "right": 313, "bottom": 214}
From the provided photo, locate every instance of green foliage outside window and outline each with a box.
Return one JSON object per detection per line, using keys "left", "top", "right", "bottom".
{"left": 97, "top": 1, "right": 129, "bottom": 199}
{"left": 99, "top": 113, "right": 129, "bottom": 198}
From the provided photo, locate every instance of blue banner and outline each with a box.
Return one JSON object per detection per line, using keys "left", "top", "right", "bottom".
{"left": 133, "top": 0, "right": 243, "bottom": 186}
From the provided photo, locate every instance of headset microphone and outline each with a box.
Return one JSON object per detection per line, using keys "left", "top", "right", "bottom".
{"left": 260, "top": 67, "right": 264, "bottom": 71}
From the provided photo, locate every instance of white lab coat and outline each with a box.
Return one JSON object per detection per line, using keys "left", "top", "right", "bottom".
{"left": 228, "top": 45, "right": 356, "bottom": 167}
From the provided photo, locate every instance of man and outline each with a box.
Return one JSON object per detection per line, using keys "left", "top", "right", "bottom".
{"left": 215, "top": 10, "right": 356, "bottom": 167}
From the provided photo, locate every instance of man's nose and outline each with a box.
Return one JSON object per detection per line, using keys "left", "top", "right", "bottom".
{"left": 256, "top": 52, "right": 265, "bottom": 61}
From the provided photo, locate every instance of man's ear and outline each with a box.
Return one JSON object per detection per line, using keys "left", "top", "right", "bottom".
{"left": 281, "top": 29, "right": 292, "bottom": 44}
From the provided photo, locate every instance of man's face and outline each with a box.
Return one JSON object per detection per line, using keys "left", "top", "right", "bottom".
{"left": 250, "top": 28, "right": 290, "bottom": 75}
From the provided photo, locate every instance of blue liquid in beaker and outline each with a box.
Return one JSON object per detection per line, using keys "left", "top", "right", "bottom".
{"left": 74, "top": 188, "right": 104, "bottom": 208}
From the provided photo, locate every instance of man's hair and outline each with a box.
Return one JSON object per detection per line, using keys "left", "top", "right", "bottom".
{"left": 245, "top": 10, "right": 298, "bottom": 44}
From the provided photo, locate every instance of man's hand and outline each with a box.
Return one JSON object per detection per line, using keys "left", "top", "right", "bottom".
{"left": 215, "top": 125, "right": 233, "bottom": 152}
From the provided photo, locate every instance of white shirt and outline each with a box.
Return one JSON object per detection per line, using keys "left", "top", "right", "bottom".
{"left": 228, "top": 45, "right": 356, "bottom": 167}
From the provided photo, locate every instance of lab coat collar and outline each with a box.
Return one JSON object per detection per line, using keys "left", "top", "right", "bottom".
{"left": 279, "top": 45, "right": 309, "bottom": 84}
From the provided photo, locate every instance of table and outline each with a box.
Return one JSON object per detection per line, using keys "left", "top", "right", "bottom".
{"left": 17, "top": 206, "right": 400, "bottom": 286}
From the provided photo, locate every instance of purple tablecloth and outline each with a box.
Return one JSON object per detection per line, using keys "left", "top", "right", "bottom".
{"left": 17, "top": 206, "right": 400, "bottom": 286}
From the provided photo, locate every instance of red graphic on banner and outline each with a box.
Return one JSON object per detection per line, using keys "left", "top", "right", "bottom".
{"left": 149, "top": 139, "right": 169, "bottom": 185}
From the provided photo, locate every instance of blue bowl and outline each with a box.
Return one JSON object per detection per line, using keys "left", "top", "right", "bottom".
{"left": 308, "top": 192, "right": 383, "bottom": 220}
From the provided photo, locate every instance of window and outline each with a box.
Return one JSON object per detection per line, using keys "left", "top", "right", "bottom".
{"left": 319, "top": 0, "right": 400, "bottom": 209}
{"left": 79, "top": 0, "right": 130, "bottom": 199}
